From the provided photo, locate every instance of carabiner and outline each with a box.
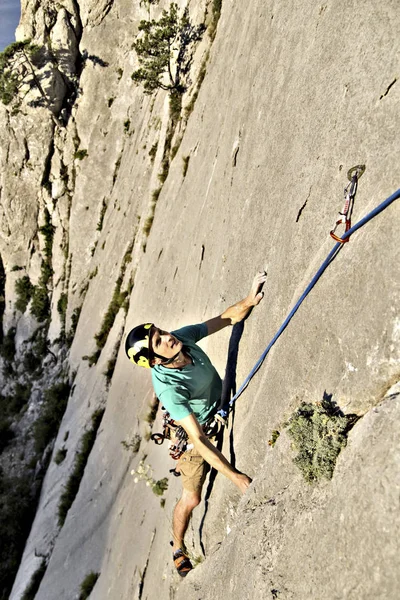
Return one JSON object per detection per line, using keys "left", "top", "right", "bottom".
{"left": 330, "top": 164, "right": 365, "bottom": 243}
{"left": 330, "top": 218, "right": 351, "bottom": 243}
{"left": 150, "top": 433, "right": 165, "bottom": 445}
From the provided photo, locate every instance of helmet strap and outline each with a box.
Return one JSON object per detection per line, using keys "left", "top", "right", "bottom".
{"left": 153, "top": 349, "right": 181, "bottom": 366}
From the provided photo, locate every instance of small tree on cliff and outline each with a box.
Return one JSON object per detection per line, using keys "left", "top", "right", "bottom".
{"left": 0, "top": 40, "right": 59, "bottom": 123}
{"left": 131, "top": 3, "right": 204, "bottom": 95}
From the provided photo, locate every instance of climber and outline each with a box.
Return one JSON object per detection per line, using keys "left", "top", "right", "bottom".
{"left": 125, "top": 271, "right": 267, "bottom": 577}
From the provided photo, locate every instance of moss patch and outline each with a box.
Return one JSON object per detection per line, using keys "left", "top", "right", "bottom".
{"left": 58, "top": 408, "right": 105, "bottom": 527}
{"left": 78, "top": 571, "right": 100, "bottom": 600}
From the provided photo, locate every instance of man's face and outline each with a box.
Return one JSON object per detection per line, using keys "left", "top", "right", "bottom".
{"left": 150, "top": 326, "right": 183, "bottom": 361}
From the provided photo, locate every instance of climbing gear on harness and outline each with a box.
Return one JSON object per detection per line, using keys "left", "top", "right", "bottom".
{"left": 151, "top": 408, "right": 226, "bottom": 460}
{"left": 125, "top": 323, "right": 154, "bottom": 368}
{"left": 172, "top": 547, "right": 193, "bottom": 577}
{"left": 217, "top": 177, "right": 400, "bottom": 420}
{"left": 202, "top": 412, "right": 227, "bottom": 437}
{"left": 170, "top": 425, "right": 191, "bottom": 460}
{"left": 151, "top": 410, "right": 190, "bottom": 459}
{"left": 330, "top": 164, "right": 365, "bottom": 243}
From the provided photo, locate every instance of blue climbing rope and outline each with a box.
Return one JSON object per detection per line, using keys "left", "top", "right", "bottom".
{"left": 218, "top": 186, "right": 400, "bottom": 418}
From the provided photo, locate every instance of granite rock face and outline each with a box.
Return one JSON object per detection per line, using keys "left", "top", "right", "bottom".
{"left": 0, "top": 1, "right": 399, "bottom": 599}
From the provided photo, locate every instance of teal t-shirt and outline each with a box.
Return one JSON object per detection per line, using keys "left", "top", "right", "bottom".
{"left": 151, "top": 323, "right": 222, "bottom": 424}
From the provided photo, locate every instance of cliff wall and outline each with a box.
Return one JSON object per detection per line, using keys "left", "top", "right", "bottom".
{"left": 0, "top": 1, "right": 398, "bottom": 599}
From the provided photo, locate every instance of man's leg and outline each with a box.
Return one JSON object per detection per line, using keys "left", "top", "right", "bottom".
{"left": 172, "top": 488, "right": 201, "bottom": 552}
{"left": 171, "top": 449, "right": 207, "bottom": 576}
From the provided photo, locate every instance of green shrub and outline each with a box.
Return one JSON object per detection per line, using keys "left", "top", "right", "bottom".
{"left": 284, "top": 395, "right": 359, "bottom": 483}
{"left": 112, "top": 156, "right": 121, "bottom": 184}
{"left": 40, "top": 261, "right": 53, "bottom": 287}
{"left": 24, "top": 350, "right": 42, "bottom": 374}
{"left": 123, "top": 119, "right": 130, "bottom": 133}
{"left": 54, "top": 446, "right": 67, "bottom": 465}
{"left": 66, "top": 306, "right": 81, "bottom": 346}
{"left": 58, "top": 409, "right": 105, "bottom": 527}
{"left": 0, "top": 327, "right": 16, "bottom": 362}
{"left": 30, "top": 283, "right": 50, "bottom": 322}
{"left": 70, "top": 307, "right": 81, "bottom": 332}
{"left": 82, "top": 349, "right": 101, "bottom": 367}
{"left": 169, "top": 89, "right": 182, "bottom": 122}
{"left": 94, "top": 284, "right": 128, "bottom": 347}
{"left": 39, "top": 208, "right": 55, "bottom": 259}
{"left": 145, "top": 402, "right": 158, "bottom": 425}
{"left": 0, "top": 418, "right": 14, "bottom": 452}
{"left": 143, "top": 214, "right": 155, "bottom": 238}
{"left": 7, "top": 382, "right": 32, "bottom": 415}
{"left": 152, "top": 477, "right": 168, "bottom": 496}
{"left": 148, "top": 141, "right": 158, "bottom": 161}
{"left": 20, "top": 559, "right": 47, "bottom": 600}
{"left": 79, "top": 571, "right": 100, "bottom": 600}
{"left": 96, "top": 199, "right": 107, "bottom": 231}
{"left": 57, "top": 292, "right": 68, "bottom": 322}
{"left": 88, "top": 248, "right": 133, "bottom": 364}
{"left": 15, "top": 276, "right": 34, "bottom": 313}
{"left": 74, "top": 149, "right": 88, "bottom": 160}
{"left": 104, "top": 354, "right": 117, "bottom": 385}
{"left": 209, "top": 0, "right": 223, "bottom": 39}
{"left": 0, "top": 469, "right": 37, "bottom": 599}
{"left": 25, "top": 326, "right": 48, "bottom": 374}
{"left": 121, "top": 433, "right": 141, "bottom": 454}
{"left": 268, "top": 430, "right": 280, "bottom": 447}
{"left": 33, "top": 382, "right": 71, "bottom": 455}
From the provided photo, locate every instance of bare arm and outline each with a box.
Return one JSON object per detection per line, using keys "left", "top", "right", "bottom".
{"left": 205, "top": 271, "right": 267, "bottom": 335}
{"left": 177, "top": 413, "right": 251, "bottom": 493}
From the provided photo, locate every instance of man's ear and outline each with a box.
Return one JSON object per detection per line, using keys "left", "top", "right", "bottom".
{"left": 151, "top": 357, "right": 162, "bottom": 366}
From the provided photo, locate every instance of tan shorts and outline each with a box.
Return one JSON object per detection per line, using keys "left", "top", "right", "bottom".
{"left": 177, "top": 447, "right": 208, "bottom": 494}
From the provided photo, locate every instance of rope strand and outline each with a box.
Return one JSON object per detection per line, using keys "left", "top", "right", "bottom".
{"left": 218, "top": 187, "right": 400, "bottom": 417}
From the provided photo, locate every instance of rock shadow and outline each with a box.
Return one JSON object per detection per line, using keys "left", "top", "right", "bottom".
{"left": 198, "top": 321, "right": 245, "bottom": 554}
{"left": 198, "top": 275, "right": 267, "bottom": 554}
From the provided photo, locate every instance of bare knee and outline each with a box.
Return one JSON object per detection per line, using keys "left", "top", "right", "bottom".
{"left": 180, "top": 489, "right": 201, "bottom": 511}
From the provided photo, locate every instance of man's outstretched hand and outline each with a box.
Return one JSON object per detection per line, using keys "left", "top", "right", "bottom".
{"left": 206, "top": 270, "right": 268, "bottom": 332}
{"left": 246, "top": 270, "right": 268, "bottom": 307}
{"left": 232, "top": 471, "right": 253, "bottom": 494}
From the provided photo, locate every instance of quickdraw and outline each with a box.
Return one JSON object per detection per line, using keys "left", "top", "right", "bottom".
{"left": 151, "top": 408, "right": 226, "bottom": 460}
{"left": 150, "top": 409, "right": 188, "bottom": 459}
{"left": 330, "top": 164, "right": 365, "bottom": 243}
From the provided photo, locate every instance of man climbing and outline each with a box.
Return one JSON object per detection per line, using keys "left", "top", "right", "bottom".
{"left": 125, "top": 271, "right": 267, "bottom": 576}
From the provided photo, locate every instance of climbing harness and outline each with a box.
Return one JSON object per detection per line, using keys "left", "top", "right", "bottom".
{"left": 217, "top": 172, "right": 400, "bottom": 420}
{"left": 330, "top": 164, "right": 365, "bottom": 243}
{"left": 151, "top": 408, "right": 226, "bottom": 461}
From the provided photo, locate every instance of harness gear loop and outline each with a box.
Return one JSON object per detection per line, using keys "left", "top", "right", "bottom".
{"left": 151, "top": 409, "right": 227, "bottom": 460}
{"left": 150, "top": 433, "right": 165, "bottom": 445}
{"left": 330, "top": 164, "right": 365, "bottom": 243}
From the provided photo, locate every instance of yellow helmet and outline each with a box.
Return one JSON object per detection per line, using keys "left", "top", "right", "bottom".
{"left": 125, "top": 323, "right": 154, "bottom": 368}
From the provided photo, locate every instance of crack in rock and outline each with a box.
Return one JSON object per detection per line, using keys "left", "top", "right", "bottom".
{"left": 296, "top": 186, "right": 312, "bottom": 222}
{"left": 380, "top": 78, "right": 397, "bottom": 100}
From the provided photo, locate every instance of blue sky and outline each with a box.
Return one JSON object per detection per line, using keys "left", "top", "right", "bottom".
{"left": 0, "top": 0, "right": 21, "bottom": 51}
